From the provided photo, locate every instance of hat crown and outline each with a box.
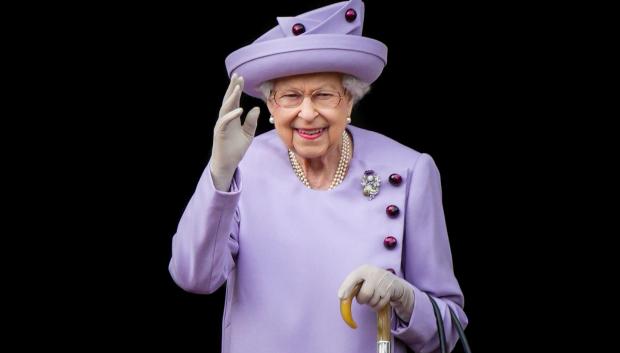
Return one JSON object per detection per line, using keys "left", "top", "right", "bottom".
{"left": 255, "top": 0, "right": 364, "bottom": 42}
{"left": 224, "top": 0, "right": 387, "bottom": 99}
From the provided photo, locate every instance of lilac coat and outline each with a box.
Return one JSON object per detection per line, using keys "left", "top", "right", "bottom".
{"left": 169, "top": 125, "right": 467, "bottom": 353}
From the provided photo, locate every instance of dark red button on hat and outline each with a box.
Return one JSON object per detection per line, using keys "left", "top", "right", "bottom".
{"left": 345, "top": 9, "right": 357, "bottom": 22}
{"left": 386, "top": 205, "right": 400, "bottom": 218}
{"left": 384, "top": 236, "right": 397, "bottom": 249}
{"left": 292, "top": 23, "right": 306, "bottom": 35}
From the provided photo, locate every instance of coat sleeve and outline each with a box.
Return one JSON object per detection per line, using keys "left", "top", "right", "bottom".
{"left": 392, "top": 153, "right": 468, "bottom": 353}
{"left": 168, "top": 160, "right": 241, "bottom": 294}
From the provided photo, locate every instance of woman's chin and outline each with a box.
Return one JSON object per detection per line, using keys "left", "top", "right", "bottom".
{"left": 291, "top": 144, "right": 327, "bottom": 160}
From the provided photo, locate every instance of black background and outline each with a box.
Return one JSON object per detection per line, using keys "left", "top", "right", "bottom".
{"left": 21, "top": 1, "right": 559, "bottom": 351}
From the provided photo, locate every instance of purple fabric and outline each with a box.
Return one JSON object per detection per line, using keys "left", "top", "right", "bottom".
{"left": 169, "top": 125, "right": 467, "bottom": 353}
{"left": 224, "top": 0, "right": 387, "bottom": 98}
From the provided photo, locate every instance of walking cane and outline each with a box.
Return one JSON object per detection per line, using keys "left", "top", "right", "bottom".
{"left": 340, "top": 283, "right": 392, "bottom": 353}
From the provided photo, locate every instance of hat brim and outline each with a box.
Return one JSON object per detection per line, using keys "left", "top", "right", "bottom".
{"left": 225, "top": 34, "right": 388, "bottom": 98}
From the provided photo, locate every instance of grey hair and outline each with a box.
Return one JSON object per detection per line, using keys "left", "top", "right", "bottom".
{"left": 257, "top": 74, "right": 371, "bottom": 105}
{"left": 342, "top": 74, "right": 371, "bottom": 104}
{"left": 258, "top": 81, "right": 274, "bottom": 103}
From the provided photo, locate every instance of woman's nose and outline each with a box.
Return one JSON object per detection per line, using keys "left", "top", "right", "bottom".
{"left": 297, "top": 96, "right": 319, "bottom": 121}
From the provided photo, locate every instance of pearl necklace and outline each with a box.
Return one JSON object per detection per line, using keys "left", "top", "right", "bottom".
{"left": 288, "top": 130, "right": 352, "bottom": 190}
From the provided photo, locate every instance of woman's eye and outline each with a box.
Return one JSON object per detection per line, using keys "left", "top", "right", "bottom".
{"left": 282, "top": 94, "right": 301, "bottom": 98}
{"left": 315, "top": 92, "right": 335, "bottom": 99}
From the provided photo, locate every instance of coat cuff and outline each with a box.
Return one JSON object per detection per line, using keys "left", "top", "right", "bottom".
{"left": 392, "top": 285, "right": 436, "bottom": 351}
{"left": 204, "top": 161, "right": 242, "bottom": 199}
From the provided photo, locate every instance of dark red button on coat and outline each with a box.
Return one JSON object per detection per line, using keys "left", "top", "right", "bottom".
{"left": 384, "top": 236, "right": 397, "bottom": 249}
{"left": 386, "top": 205, "right": 400, "bottom": 218}
{"left": 389, "top": 173, "right": 402, "bottom": 186}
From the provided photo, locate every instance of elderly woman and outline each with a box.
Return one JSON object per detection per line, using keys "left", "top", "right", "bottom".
{"left": 169, "top": 1, "right": 467, "bottom": 352}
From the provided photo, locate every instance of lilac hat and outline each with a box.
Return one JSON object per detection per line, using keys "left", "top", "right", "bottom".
{"left": 225, "top": 0, "right": 388, "bottom": 98}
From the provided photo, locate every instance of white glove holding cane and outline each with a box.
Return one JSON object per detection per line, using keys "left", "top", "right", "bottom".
{"left": 210, "top": 73, "right": 261, "bottom": 191}
{"left": 338, "top": 264, "right": 415, "bottom": 323}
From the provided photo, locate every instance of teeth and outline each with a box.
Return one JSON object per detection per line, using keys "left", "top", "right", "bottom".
{"left": 300, "top": 128, "right": 323, "bottom": 135}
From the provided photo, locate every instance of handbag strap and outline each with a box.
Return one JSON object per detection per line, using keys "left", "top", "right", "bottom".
{"left": 427, "top": 294, "right": 472, "bottom": 353}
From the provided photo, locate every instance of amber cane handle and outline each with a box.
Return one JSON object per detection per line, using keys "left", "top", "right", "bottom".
{"left": 340, "top": 282, "right": 392, "bottom": 353}
{"left": 340, "top": 283, "right": 363, "bottom": 329}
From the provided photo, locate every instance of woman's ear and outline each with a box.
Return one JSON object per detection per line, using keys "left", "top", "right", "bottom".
{"left": 347, "top": 96, "right": 354, "bottom": 117}
{"left": 266, "top": 98, "right": 276, "bottom": 117}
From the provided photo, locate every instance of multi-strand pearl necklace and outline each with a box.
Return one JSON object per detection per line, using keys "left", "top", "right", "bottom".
{"left": 288, "top": 130, "right": 352, "bottom": 190}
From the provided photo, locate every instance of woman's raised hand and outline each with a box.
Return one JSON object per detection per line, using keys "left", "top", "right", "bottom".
{"left": 210, "top": 73, "right": 261, "bottom": 191}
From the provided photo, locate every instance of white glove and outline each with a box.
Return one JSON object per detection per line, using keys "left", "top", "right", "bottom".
{"left": 210, "top": 73, "right": 261, "bottom": 191}
{"left": 338, "top": 264, "right": 415, "bottom": 323}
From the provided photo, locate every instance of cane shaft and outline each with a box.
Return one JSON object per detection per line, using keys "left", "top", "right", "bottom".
{"left": 377, "top": 304, "right": 391, "bottom": 341}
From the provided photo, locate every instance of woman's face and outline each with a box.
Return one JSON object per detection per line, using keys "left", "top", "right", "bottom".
{"left": 267, "top": 72, "right": 353, "bottom": 160}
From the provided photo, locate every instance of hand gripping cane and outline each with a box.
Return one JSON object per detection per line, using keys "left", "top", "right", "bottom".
{"left": 340, "top": 283, "right": 392, "bottom": 353}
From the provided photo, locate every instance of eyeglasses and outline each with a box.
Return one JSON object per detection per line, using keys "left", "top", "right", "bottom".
{"left": 271, "top": 89, "right": 344, "bottom": 109}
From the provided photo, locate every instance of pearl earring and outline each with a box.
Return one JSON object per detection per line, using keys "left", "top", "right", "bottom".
{"left": 346, "top": 117, "right": 351, "bottom": 124}
{"left": 269, "top": 116, "right": 275, "bottom": 124}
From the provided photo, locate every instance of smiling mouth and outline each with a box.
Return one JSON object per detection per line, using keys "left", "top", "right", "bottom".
{"left": 295, "top": 127, "right": 327, "bottom": 140}
{"left": 296, "top": 127, "right": 326, "bottom": 134}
